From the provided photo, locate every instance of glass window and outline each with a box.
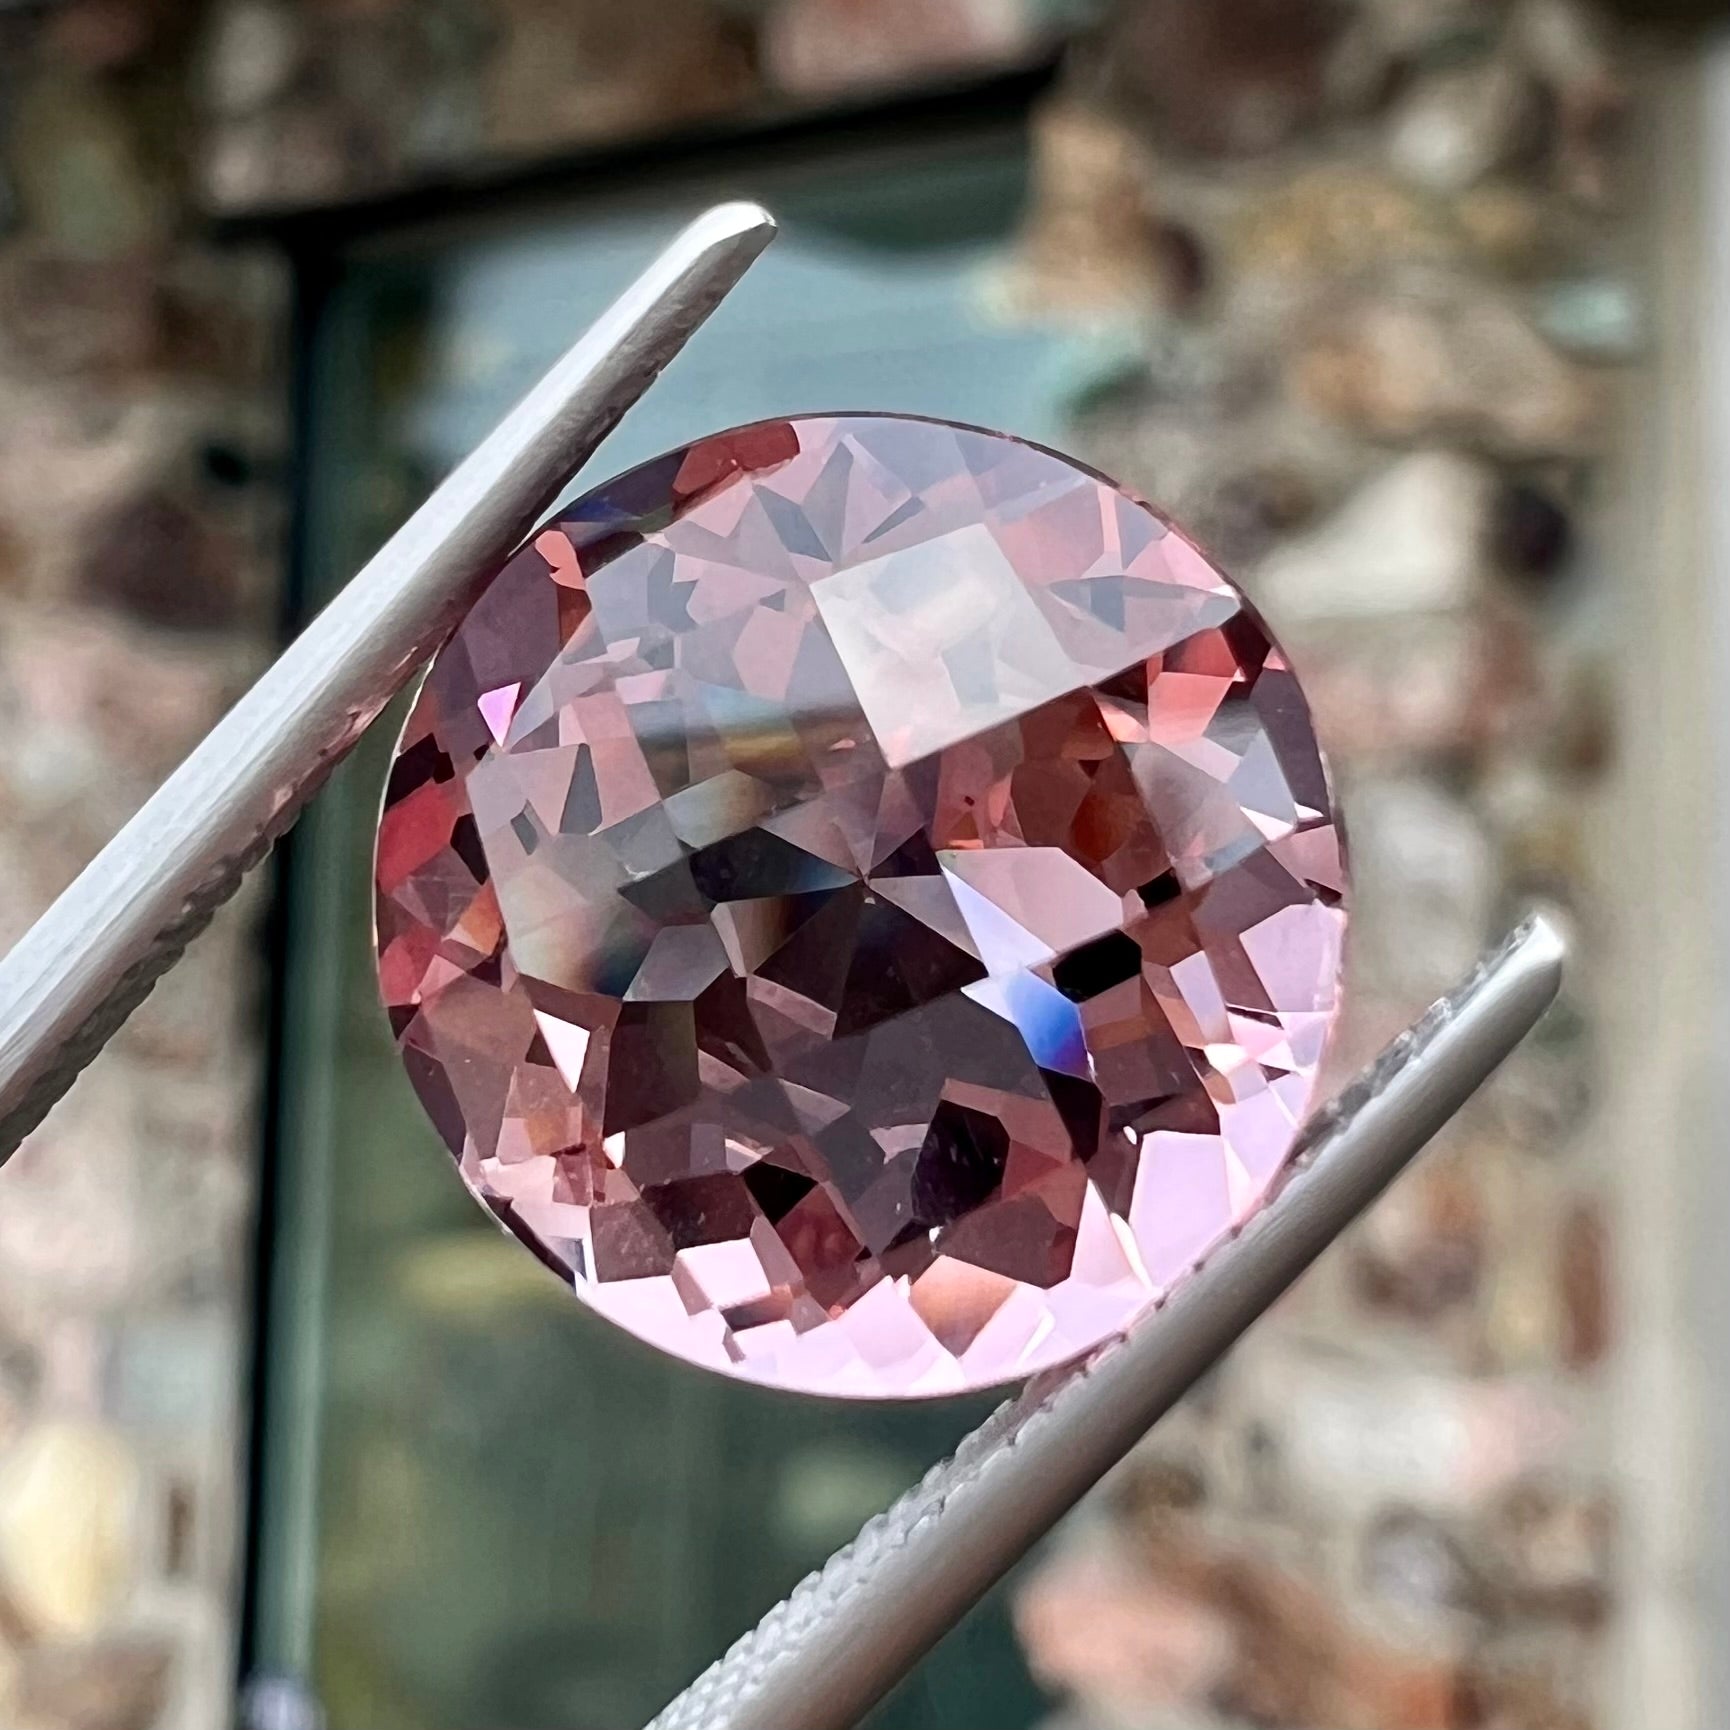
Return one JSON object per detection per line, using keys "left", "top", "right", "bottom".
{"left": 256, "top": 122, "right": 1099, "bottom": 1730}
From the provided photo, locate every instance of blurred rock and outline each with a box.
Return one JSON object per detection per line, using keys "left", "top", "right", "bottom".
{"left": 1283, "top": 607, "right": 1541, "bottom": 759}
{"left": 1513, "top": 0, "right": 1625, "bottom": 206}
{"left": 1293, "top": 284, "right": 1607, "bottom": 455}
{"left": 1457, "top": 1661, "right": 1594, "bottom": 1730}
{"left": 1015, "top": 1544, "right": 1235, "bottom": 1713}
{"left": 76, "top": 488, "right": 243, "bottom": 632}
{"left": 1478, "top": 754, "right": 1587, "bottom": 878}
{"left": 1009, "top": 104, "right": 1164, "bottom": 315}
{"left": 1481, "top": 986, "right": 1594, "bottom": 1146}
{"left": 1104, "top": 0, "right": 1353, "bottom": 158}
{"left": 5, "top": 73, "right": 167, "bottom": 255}
{"left": 486, "top": 0, "right": 756, "bottom": 154}
{"left": 1537, "top": 274, "right": 1643, "bottom": 360}
{"left": 1238, "top": 167, "right": 1480, "bottom": 283}
{"left": 1487, "top": 1478, "right": 1612, "bottom": 1624}
{"left": 1233, "top": 166, "right": 1462, "bottom": 281}
{"left": 1071, "top": 390, "right": 1361, "bottom": 570}
{"left": 1490, "top": 479, "right": 1575, "bottom": 582}
{"left": 0, "top": 1085, "right": 151, "bottom": 1313}
{"left": 1454, "top": 183, "right": 1554, "bottom": 272}
{"left": 0, "top": 606, "right": 248, "bottom": 818}
{"left": 1347, "top": 777, "right": 1499, "bottom": 999}
{"left": 0, "top": 1324, "right": 41, "bottom": 1451}
{"left": 1557, "top": 1201, "right": 1610, "bottom": 1368}
{"left": 0, "top": 1627, "right": 18, "bottom": 1721}
{"left": 0, "top": 250, "right": 164, "bottom": 378}
{"left": 1361, "top": 1506, "right": 1487, "bottom": 1623}
{"left": 1122, "top": 1451, "right": 1209, "bottom": 1516}
{"left": 47, "top": 0, "right": 186, "bottom": 73}
{"left": 1148, "top": 219, "right": 1210, "bottom": 312}
{"left": 1514, "top": 0, "right": 1618, "bottom": 93}
{"left": 201, "top": 0, "right": 304, "bottom": 117}
{"left": 0, "top": 1421, "right": 138, "bottom": 1638}
{"left": 323, "top": 0, "right": 492, "bottom": 172}
{"left": 1351, "top": 1157, "right": 1484, "bottom": 1323}
{"left": 1122, "top": 1527, "right": 1467, "bottom": 1729}
{"left": 1240, "top": 1354, "right": 1570, "bottom": 1519}
{"left": 1387, "top": 58, "right": 1539, "bottom": 192}
{"left": 1201, "top": 462, "right": 1320, "bottom": 565}
{"left": 1321, "top": 9, "right": 1400, "bottom": 119}
{"left": 1366, "top": 0, "right": 1503, "bottom": 64}
{"left": 1483, "top": 1208, "right": 1566, "bottom": 1369}
{"left": 107, "top": 1314, "right": 238, "bottom": 1440}
{"left": 0, "top": 523, "right": 24, "bottom": 596}
{"left": 13, "top": 1635, "right": 172, "bottom": 1730}
{"left": 200, "top": 0, "right": 494, "bottom": 208}
{"left": 202, "top": 107, "right": 350, "bottom": 212}
{"left": 1257, "top": 450, "right": 1493, "bottom": 621}
{"left": 1557, "top": 691, "right": 1614, "bottom": 789}
{"left": 764, "top": 0, "right": 1037, "bottom": 96}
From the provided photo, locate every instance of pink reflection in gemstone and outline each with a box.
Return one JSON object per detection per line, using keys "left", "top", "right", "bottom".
{"left": 374, "top": 414, "right": 1347, "bottom": 1397}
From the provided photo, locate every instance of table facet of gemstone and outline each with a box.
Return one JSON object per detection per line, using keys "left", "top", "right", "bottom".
{"left": 374, "top": 414, "right": 1347, "bottom": 1397}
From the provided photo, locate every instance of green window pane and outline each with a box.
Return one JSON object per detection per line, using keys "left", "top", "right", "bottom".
{"left": 260, "top": 129, "right": 1094, "bottom": 1730}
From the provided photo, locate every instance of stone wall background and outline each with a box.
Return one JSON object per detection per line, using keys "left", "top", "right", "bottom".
{"left": 0, "top": 5, "right": 283, "bottom": 1727}
{"left": 1007, "top": 8, "right": 1639, "bottom": 1727}
{"left": 0, "top": 1, "right": 1671, "bottom": 1727}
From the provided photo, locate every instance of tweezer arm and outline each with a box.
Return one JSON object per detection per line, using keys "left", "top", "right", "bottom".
{"left": 646, "top": 914, "right": 1565, "bottom": 1730}
{"left": 0, "top": 203, "right": 775, "bottom": 1162}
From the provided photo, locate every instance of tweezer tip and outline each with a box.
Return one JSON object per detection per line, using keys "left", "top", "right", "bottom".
{"left": 1518, "top": 907, "right": 1569, "bottom": 977}
{"left": 689, "top": 200, "right": 779, "bottom": 250}
{"left": 1501, "top": 907, "right": 1568, "bottom": 1013}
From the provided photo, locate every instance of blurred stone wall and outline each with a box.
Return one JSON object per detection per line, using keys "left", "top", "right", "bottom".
{"left": 0, "top": 0, "right": 1651, "bottom": 1727}
{"left": 1007, "top": 5, "right": 1635, "bottom": 1727}
{"left": 0, "top": 4, "right": 284, "bottom": 1727}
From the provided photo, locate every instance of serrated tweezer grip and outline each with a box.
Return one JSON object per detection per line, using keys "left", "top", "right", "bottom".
{"left": 646, "top": 915, "right": 1564, "bottom": 1730}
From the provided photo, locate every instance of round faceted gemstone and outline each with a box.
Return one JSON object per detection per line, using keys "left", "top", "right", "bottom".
{"left": 375, "top": 414, "right": 1346, "bottom": 1397}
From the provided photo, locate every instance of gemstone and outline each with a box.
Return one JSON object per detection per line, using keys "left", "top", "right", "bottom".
{"left": 375, "top": 414, "right": 1347, "bottom": 1397}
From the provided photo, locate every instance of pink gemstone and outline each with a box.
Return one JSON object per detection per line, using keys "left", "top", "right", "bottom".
{"left": 375, "top": 415, "right": 1347, "bottom": 1397}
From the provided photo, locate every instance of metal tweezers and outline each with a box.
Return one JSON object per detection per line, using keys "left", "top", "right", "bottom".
{"left": 0, "top": 205, "right": 1564, "bottom": 1730}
